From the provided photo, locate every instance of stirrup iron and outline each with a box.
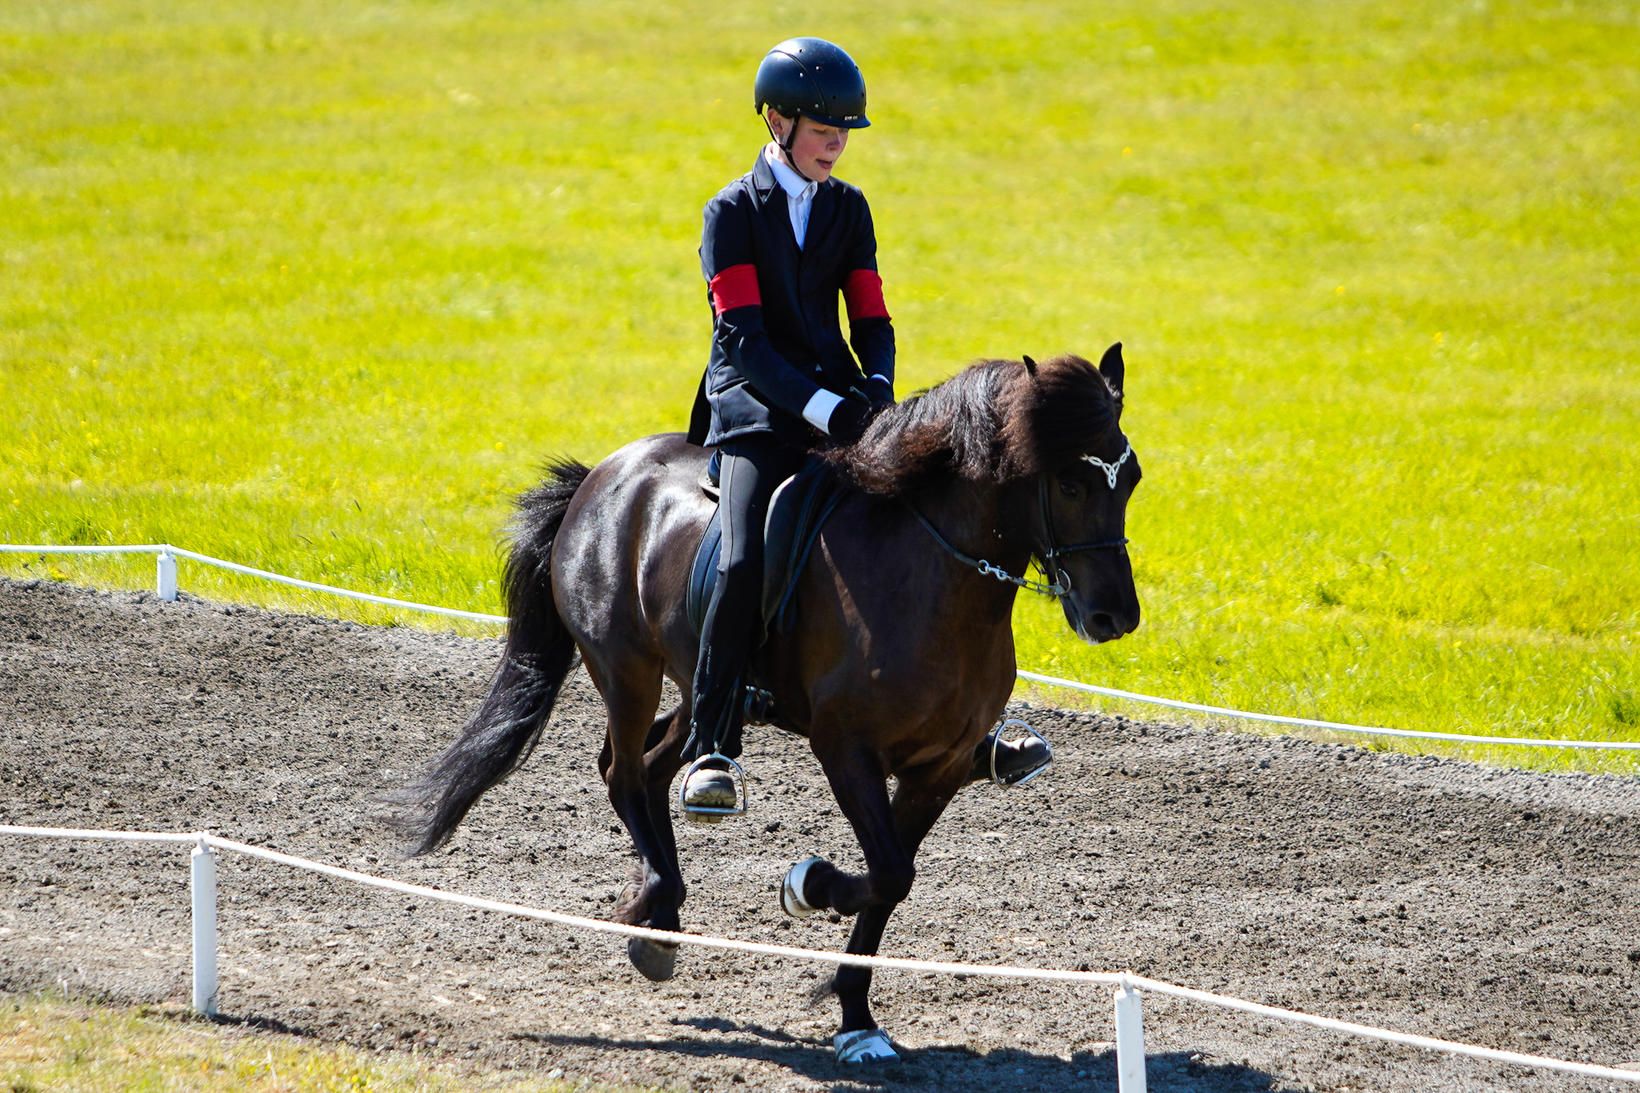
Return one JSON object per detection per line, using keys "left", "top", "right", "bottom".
{"left": 678, "top": 752, "right": 748, "bottom": 823}
{"left": 987, "top": 717, "right": 1053, "bottom": 787}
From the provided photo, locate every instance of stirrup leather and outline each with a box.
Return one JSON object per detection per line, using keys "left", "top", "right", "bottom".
{"left": 678, "top": 752, "right": 748, "bottom": 821}
{"left": 986, "top": 717, "right": 1053, "bottom": 787}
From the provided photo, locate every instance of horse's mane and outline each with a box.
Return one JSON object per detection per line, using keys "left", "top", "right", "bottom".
{"left": 825, "top": 354, "right": 1121, "bottom": 496}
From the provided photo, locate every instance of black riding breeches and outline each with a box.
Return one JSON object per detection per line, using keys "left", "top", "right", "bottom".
{"left": 687, "top": 435, "right": 805, "bottom": 761}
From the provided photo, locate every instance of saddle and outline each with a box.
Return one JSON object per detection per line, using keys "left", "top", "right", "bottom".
{"left": 686, "top": 454, "right": 851, "bottom": 646}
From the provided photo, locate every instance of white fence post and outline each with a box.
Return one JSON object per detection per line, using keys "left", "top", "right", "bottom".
{"left": 156, "top": 550, "right": 178, "bottom": 602}
{"left": 191, "top": 839, "right": 218, "bottom": 1016}
{"left": 1114, "top": 978, "right": 1147, "bottom": 1093}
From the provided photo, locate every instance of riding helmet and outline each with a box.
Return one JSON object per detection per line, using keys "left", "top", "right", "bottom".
{"left": 754, "top": 38, "right": 871, "bottom": 128}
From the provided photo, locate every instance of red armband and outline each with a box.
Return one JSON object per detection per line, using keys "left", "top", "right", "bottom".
{"left": 844, "top": 269, "right": 890, "bottom": 322}
{"left": 709, "top": 264, "right": 761, "bottom": 314}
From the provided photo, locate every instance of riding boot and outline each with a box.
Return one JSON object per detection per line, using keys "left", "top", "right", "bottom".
{"left": 681, "top": 437, "right": 802, "bottom": 819}
{"left": 682, "top": 644, "right": 749, "bottom": 818}
{"left": 681, "top": 757, "right": 742, "bottom": 816}
{"left": 681, "top": 518, "right": 756, "bottom": 819}
{"left": 969, "top": 725, "right": 1053, "bottom": 786}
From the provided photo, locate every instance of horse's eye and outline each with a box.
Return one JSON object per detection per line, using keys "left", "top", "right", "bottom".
{"left": 1057, "top": 478, "right": 1081, "bottom": 500}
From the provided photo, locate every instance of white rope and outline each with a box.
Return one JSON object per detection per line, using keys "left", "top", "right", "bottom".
{"left": 0, "top": 545, "right": 174, "bottom": 556}
{"left": 5, "top": 542, "right": 1638, "bottom": 752}
{"left": 1121, "top": 972, "right": 1640, "bottom": 1083}
{"left": 162, "top": 546, "right": 507, "bottom": 624}
{"left": 0, "top": 824, "right": 200, "bottom": 845}
{"left": 0, "top": 543, "right": 507, "bottom": 624}
{"left": 204, "top": 833, "right": 1125, "bottom": 981}
{"left": 1, "top": 823, "right": 1635, "bottom": 1083}
{"left": 1016, "top": 671, "right": 1640, "bottom": 752}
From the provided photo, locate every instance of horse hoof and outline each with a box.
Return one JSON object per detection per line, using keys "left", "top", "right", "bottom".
{"left": 627, "top": 937, "right": 678, "bottom": 982}
{"left": 834, "top": 1027, "right": 899, "bottom": 1064}
{"left": 781, "top": 855, "right": 825, "bottom": 918}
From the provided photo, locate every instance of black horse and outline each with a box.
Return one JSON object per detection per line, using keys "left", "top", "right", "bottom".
{"left": 391, "top": 345, "right": 1140, "bottom": 1062}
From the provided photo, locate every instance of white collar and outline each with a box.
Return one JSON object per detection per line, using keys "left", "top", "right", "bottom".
{"left": 764, "top": 142, "right": 818, "bottom": 201}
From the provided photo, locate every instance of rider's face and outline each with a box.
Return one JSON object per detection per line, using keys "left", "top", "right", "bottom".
{"left": 769, "top": 112, "right": 848, "bottom": 182}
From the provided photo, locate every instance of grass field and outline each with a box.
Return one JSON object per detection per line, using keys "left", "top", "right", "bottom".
{"left": 3, "top": 0, "right": 1636, "bottom": 772}
{"left": 0, "top": 994, "right": 638, "bottom": 1091}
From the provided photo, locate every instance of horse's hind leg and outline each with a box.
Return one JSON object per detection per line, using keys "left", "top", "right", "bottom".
{"left": 588, "top": 658, "right": 685, "bottom": 980}
{"left": 642, "top": 696, "right": 691, "bottom": 876}
{"left": 623, "top": 698, "right": 691, "bottom": 906}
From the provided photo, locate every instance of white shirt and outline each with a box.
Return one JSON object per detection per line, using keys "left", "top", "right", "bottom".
{"left": 764, "top": 142, "right": 818, "bottom": 248}
{"left": 761, "top": 143, "right": 866, "bottom": 436}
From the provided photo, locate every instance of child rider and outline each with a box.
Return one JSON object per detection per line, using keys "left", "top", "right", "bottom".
{"left": 681, "top": 37, "right": 1050, "bottom": 817}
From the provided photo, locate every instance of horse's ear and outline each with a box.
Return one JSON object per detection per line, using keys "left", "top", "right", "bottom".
{"left": 1022, "top": 355, "right": 1037, "bottom": 376}
{"left": 1098, "top": 342, "right": 1125, "bottom": 397}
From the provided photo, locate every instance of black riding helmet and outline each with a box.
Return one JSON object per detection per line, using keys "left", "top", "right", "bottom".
{"left": 754, "top": 37, "right": 871, "bottom": 130}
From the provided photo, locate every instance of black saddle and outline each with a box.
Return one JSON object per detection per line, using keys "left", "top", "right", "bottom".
{"left": 686, "top": 454, "right": 851, "bottom": 643}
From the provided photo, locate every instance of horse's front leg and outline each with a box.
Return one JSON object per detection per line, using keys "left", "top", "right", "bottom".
{"left": 788, "top": 746, "right": 908, "bottom": 918}
{"left": 786, "top": 747, "right": 967, "bottom": 1059}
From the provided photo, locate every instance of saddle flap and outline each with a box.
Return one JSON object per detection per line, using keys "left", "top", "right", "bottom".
{"left": 685, "top": 455, "right": 850, "bottom": 641}
{"left": 760, "top": 458, "right": 850, "bottom": 634}
{"left": 686, "top": 506, "right": 723, "bottom": 635}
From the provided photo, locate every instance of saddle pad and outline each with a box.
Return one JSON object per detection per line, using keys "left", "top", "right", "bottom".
{"left": 686, "top": 457, "right": 850, "bottom": 640}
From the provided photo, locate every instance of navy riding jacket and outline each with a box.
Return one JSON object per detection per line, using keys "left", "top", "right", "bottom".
{"left": 687, "top": 151, "right": 895, "bottom": 448}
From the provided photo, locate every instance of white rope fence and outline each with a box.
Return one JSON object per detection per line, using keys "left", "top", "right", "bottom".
{"left": 0, "top": 543, "right": 506, "bottom": 624}
{"left": 1, "top": 823, "right": 1636, "bottom": 1089}
{"left": 1014, "top": 671, "right": 1640, "bottom": 752}
{"left": 5, "top": 541, "right": 1638, "bottom": 753}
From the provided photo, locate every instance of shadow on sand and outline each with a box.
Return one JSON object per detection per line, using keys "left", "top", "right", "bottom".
{"left": 517, "top": 1014, "right": 1289, "bottom": 1092}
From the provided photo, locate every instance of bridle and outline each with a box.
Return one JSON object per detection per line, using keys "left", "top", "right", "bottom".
{"left": 1036, "top": 440, "right": 1133, "bottom": 596}
{"left": 907, "top": 440, "right": 1133, "bottom": 601}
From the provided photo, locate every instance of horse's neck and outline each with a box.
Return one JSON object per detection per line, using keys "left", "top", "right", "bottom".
{"left": 916, "top": 477, "right": 1035, "bottom": 574}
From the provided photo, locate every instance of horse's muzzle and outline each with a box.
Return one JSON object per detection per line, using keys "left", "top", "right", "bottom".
{"left": 1065, "top": 598, "right": 1140, "bottom": 644}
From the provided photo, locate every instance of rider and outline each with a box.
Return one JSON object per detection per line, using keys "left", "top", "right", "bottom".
{"left": 681, "top": 37, "right": 1050, "bottom": 816}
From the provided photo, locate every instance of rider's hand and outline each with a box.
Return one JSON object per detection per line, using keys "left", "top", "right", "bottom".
{"left": 864, "top": 375, "right": 895, "bottom": 409}
{"left": 827, "top": 399, "right": 872, "bottom": 445}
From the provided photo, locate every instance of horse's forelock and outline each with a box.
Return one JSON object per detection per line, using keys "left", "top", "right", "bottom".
{"left": 997, "top": 354, "right": 1119, "bottom": 479}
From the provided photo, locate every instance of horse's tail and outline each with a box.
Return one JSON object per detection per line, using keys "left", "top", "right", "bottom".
{"left": 386, "top": 458, "right": 593, "bottom": 856}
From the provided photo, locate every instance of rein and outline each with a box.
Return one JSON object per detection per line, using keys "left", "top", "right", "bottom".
{"left": 905, "top": 503, "right": 1068, "bottom": 598}
{"left": 906, "top": 440, "right": 1133, "bottom": 601}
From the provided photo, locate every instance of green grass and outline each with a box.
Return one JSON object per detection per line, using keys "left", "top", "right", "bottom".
{"left": 0, "top": 994, "right": 642, "bottom": 1091}
{"left": 2, "top": 0, "right": 1636, "bottom": 771}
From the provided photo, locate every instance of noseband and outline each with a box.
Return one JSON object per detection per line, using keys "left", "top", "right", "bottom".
{"left": 907, "top": 440, "right": 1133, "bottom": 601}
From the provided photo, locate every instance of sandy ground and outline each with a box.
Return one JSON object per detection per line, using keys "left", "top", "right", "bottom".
{"left": 2, "top": 577, "right": 1638, "bottom": 1092}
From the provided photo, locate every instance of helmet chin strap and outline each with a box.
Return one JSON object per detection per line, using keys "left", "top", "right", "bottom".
{"left": 764, "top": 114, "right": 817, "bottom": 183}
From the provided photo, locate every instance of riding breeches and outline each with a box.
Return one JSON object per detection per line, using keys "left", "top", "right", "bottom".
{"left": 687, "top": 435, "right": 805, "bottom": 761}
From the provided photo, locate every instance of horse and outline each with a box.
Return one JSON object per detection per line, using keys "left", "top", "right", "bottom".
{"left": 389, "top": 344, "right": 1141, "bottom": 1063}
